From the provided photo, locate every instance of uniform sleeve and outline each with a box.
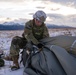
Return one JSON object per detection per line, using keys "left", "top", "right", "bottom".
{"left": 23, "top": 21, "right": 39, "bottom": 45}
{"left": 43, "top": 25, "right": 49, "bottom": 38}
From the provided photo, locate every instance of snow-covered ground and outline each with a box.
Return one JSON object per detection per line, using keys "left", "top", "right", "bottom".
{"left": 0, "top": 64, "right": 24, "bottom": 75}
{"left": 0, "top": 30, "right": 24, "bottom": 75}
{"left": 0, "top": 29, "right": 76, "bottom": 75}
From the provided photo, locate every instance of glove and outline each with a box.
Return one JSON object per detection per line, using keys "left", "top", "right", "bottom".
{"left": 37, "top": 43, "right": 43, "bottom": 49}
{"left": 25, "top": 42, "right": 34, "bottom": 55}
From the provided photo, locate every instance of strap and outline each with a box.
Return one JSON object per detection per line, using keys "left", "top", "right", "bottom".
{"left": 71, "top": 40, "right": 76, "bottom": 50}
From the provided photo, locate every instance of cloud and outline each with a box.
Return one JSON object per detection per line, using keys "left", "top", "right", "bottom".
{"left": 50, "top": 8, "right": 60, "bottom": 11}
{"left": 67, "top": 15, "right": 76, "bottom": 22}
{"left": 40, "top": 0, "right": 76, "bottom": 9}
{"left": 0, "top": 0, "right": 45, "bottom": 3}
{"left": 0, "top": 0, "right": 76, "bottom": 8}
{"left": 49, "top": 0, "right": 76, "bottom": 8}
{"left": 46, "top": 13, "right": 76, "bottom": 27}
{"left": 28, "top": 13, "right": 34, "bottom": 15}
{"left": 0, "top": 0, "right": 24, "bottom": 3}
{"left": 47, "top": 13, "right": 64, "bottom": 19}
{"left": 36, "top": 6, "right": 45, "bottom": 9}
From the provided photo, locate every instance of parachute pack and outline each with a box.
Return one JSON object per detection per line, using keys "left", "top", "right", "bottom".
{"left": 23, "top": 35, "right": 76, "bottom": 75}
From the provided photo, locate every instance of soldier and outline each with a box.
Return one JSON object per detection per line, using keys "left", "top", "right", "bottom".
{"left": 4, "top": 10, "right": 49, "bottom": 70}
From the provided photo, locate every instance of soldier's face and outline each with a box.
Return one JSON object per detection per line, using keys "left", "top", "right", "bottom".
{"left": 35, "top": 19, "right": 42, "bottom": 26}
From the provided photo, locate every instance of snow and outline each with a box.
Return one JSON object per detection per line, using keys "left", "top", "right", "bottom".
{"left": 0, "top": 64, "right": 24, "bottom": 75}
{"left": 0, "top": 54, "right": 24, "bottom": 75}
{"left": 2, "top": 19, "right": 27, "bottom": 25}
{"left": 0, "top": 29, "right": 76, "bottom": 75}
{"left": 0, "top": 30, "right": 24, "bottom": 75}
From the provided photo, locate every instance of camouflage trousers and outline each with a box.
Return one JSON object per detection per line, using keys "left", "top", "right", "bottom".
{"left": 9, "top": 36, "right": 27, "bottom": 57}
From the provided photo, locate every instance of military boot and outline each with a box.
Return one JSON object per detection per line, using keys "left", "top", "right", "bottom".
{"left": 3, "top": 56, "right": 13, "bottom": 61}
{"left": 11, "top": 55, "right": 20, "bottom": 71}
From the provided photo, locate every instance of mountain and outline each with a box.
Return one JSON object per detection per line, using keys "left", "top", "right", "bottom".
{"left": 3, "top": 22, "right": 17, "bottom": 25}
{"left": 0, "top": 24, "right": 24, "bottom": 30}
{"left": 0, "top": 20, "right": 74, "bottom": 30}
{"left": 46, "top": 24, "right": 74, "bottom": 29}
{"left": 0, "top": 19, "right": 26, "bottom": 30}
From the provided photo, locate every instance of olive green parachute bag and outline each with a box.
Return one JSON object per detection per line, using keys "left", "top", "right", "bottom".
{"left": 23, "top": 35, "right": 76, "bottom": 75}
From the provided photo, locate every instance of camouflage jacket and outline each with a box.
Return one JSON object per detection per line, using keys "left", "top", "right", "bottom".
{"left": 23, "top": 20, "right": 49, "bottom": 44}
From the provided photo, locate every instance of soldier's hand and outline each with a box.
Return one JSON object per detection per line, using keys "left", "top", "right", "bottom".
{"left": 37, "top": 43, "right": 43, "bottom": 49}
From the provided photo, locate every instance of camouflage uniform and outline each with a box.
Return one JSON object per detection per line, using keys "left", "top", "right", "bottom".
{"left": 10, "top": 19, "right": 49, "bottom": 57}
{"left": 4, "top": 10, "right": 49, "bottom": 70}
{"left": 9, "top": 36, "right": 27, "bottom": 57}
{"left": 24, "top": 20, "right": 49, "bottom": 44}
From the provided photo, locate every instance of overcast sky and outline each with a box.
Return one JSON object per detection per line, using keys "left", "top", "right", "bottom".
{"left": 0, "top": 0, "right": 76, "bottom": 27}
